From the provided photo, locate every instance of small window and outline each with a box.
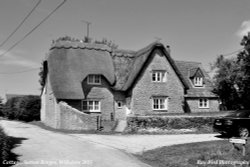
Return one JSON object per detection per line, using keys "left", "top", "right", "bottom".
{"left": 152, "top": 71, "right": 167, "bottom": 82}
{"left": 117, "top": 101, "right": 123, "bottom": 108}
{"left": 87, "top": 75, "right": 101, "bottom": 85}
{"left": 194, "top": 77, "right": 203, "bottom": 87}
{"left": 152, "top": 97, "right": 168, "bottom": 110}
{"left": 199, "top": 99, "right": 209, "bottom": 108}
{"left": 82, "top": 100, "right": 100, "bottom": 112}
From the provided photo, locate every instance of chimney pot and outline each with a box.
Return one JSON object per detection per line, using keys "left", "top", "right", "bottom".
{"left": 166, "top": 45, "right": 171, "bottom": 54}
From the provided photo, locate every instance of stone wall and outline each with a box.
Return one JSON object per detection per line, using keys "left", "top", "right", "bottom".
{"left": 59, "top": 102, "right": 98, "bottom": 130}
{"left": 186, "top": 98, "right": 219, "bottom": 112}
{"left": 131, "top": 49, "right": 185, "bottom": 115}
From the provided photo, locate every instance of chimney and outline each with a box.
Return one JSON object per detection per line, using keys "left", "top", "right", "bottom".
{"left": 166, "top": 45, "right": 171, "bottom": 55}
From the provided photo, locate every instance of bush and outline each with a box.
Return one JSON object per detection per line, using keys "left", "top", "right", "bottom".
{"left": 126, "top": 116, "right": 215, "bottom": 133}
{"left": 3, "top": 95, "right": 41, "bottom": 122}
{"left": 0, "top": 126, "right": 9, "bottom": 163}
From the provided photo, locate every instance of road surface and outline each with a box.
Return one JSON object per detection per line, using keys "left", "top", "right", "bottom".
{"left": 0, "top": 120, "right": 150, "bottom": 167}
{"left": 0, "top": 120, "right": 222, "bottom": 167}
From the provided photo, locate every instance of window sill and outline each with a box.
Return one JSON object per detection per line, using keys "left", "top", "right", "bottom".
{"left": 153, "top": 110, "right": 168, "bottom": 112}
{"left": 152, "top": 81, "right": 167, "bottom": 83}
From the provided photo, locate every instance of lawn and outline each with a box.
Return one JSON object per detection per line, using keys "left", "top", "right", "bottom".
{"left": 136, "top": 139, "right": 250, "bottom": 167}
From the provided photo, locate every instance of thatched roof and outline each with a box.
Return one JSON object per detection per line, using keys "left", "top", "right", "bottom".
{"left": 45, "top": 41, "right": 191, "bottom": 100}
{"left": 112, "top": 42, "right": 189, "bottom": 90}
{"left": 47, "top": 41, "right": 115, "bottom": 99}
{"left": 175, "top": 60, "right": 217, "bottom": 98}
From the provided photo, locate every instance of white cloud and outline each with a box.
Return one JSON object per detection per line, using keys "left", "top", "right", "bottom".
{"left": 0, "top": 50, "right": 39, "bottom": 68}
{"left": 237, "top": 20, "right": 250, "bottom": 37}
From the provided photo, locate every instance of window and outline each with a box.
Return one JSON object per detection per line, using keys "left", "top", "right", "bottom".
{"left": 87, "top": 75, "right": 101, "bottom": 85}
{"left": 194, "top": 77, "right": 203, "bottom": 87}
{"left": 117, "top": 101, "right": 123, "bottom": 108}
{"left": 82, "top": 100, "right": 100, "bottom": 112}
{"left": 199, "top": 99, "right": 209, "bottom": 108}
{"left": 152, "top": 97, "right": 168, "bottom": 110}
{"left": 152, "top": 71, "right": 167, "bottom": 82}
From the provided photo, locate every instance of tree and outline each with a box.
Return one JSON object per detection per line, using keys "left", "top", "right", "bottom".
{"left": 212, "top": 32, "right": 250, "bottom": 110}
{"left": 0, "top": 97, "right": 4, "bottom": 117}
{"left": 211, "top": 55, "right": 242, "bottom": 110}
{"left": 3, "top": 96, "right": 40, "bottom": 122}
{"left": 236, "top": 32, "right": 250, "bottom": 109}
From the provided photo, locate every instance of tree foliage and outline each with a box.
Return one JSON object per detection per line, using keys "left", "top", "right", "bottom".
{"left": 0, "top": 97, "right": 4, "bottom": 117}
{"left": 236, "top": 32, "right": 250, "bottom": 109}
{"left": 3, "top": 96, "right": 41, "bottom": 122}
{"left": 212, "top": 32, "right": 250, "bottom": 110}
{"left": 212, "top": 56, "right": 242, "bottom": 110}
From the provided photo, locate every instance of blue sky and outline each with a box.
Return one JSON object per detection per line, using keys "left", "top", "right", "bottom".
{"left": 0, "top": 0, "right": 250, "bottom": 99}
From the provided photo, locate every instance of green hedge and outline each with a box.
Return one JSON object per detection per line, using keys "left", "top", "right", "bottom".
{"left": 0, "top": 126, "right": 9, "bottom": 163}
{"left": 126, "top": 116, "right": 215, "bottom": 133}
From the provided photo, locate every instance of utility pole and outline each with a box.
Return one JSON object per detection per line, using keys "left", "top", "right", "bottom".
{"left": 82, "top": 20, "right": 91, "bottom": 42}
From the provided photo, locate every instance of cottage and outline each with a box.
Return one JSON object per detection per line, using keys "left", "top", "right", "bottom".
{"left": 40, "top": 40, "right": 219, "bottom": 130}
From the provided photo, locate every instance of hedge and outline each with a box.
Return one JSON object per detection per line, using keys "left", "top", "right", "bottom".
{"left": 126, "top": 116, "right": 215, "bottom": 133}
{"left": 3, "top": 95, "right": 41, "bottom": 122}
{"left": 0, "top": 126, "right": 9, "bottom": 163}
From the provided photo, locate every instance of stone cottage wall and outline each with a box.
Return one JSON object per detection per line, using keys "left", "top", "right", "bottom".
{"left": 41, "top": 76, "right": 60, "bottom": 129}
{"left": 82, "top": 77, "right": 114, "bottom": 121}
{"left": 186, "top": 98, "right": 219, "bottom": 112}
{"left": 113, "top": 91, "right": 126, "bottom": 120}
{"left": 131, "top": 50, "right": 185, "bottom": 115}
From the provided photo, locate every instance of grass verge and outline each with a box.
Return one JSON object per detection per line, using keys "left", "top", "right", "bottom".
{"left": 136, "top": 139, "right": 250, "bottom": 167}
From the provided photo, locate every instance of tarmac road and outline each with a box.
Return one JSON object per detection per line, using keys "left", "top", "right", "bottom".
{"left": 0, "top": 120, "right": 150, "bottom": 167}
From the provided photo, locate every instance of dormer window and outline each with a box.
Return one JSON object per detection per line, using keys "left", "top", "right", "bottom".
{"left": 194, "top": 77, "right": 203, "bottom": 87}
{"left": 152, "top": 70, "right": 167, "bottom": 82}
{"left": 87, "top": 74, "right": 101, "bottom": 85}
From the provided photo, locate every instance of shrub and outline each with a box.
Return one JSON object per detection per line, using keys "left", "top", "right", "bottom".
{"left": 3, "top": 95, "right": 41, "bottom": 122}
{"left": 0, "top": 126, "right": 9, "bottom": 163}
{"left": 126, "top": 116, "right": 215, "bottom": 133}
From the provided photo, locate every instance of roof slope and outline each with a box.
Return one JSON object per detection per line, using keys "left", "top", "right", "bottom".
{"left": 112, "top": 42, "right": 189, "bottom": 90}
{"left": 175, "top": 60, "right": 217, "bottom": 98}
{"left": 45, "top": 41, "right": 193, "bottom": 100}
{"left": 47, "top": 41, "right": 115, "bottom": 99}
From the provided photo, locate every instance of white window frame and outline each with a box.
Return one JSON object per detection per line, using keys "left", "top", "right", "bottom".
{"left": 152, "top": 97, "right": 168, "bottom": 110}
{"left": 198, "top": 98, "right": 209, "bottom": 108}
{"left": 82, "top": 100, "right": 101, "bottom": 112}
{"left": 194, "top": 77, "right": 203, "bottom": 87}
{"left": 87, "top": 74, "right": 101, "bottom": 85}
{"left": 117, "top": 101, "right": 123, "bottom": 109}
{"left": 152, "top": 71, "right": 167, "bottom": 82}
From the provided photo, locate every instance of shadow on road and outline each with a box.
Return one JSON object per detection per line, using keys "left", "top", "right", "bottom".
{"left": 2, "top": 136, "right": 28, "bottom": 167}
{"left": 214, "top": 134, "right": 231, "bottom": 139}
